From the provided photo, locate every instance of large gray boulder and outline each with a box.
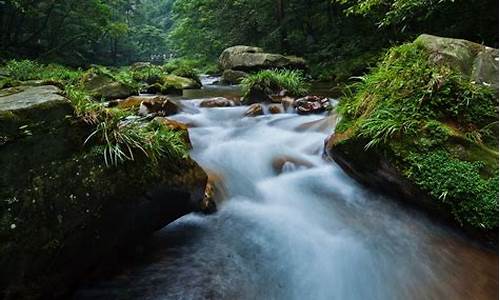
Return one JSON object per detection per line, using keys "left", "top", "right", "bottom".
{"left": 219, "top": 45, "right": 307, "bottom": 72}
{"left": 416, "top": 34, "right": 499, "bottom": 91}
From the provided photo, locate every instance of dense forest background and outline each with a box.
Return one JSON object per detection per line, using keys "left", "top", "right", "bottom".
{"left": 1, "top": 0, "right": 498, "bottom": 78}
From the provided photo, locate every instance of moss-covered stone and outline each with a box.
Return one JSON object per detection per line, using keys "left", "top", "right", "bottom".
{"left": 80, "top": 68, "right": 137, "bottom": 100}
{"left": 326, "top": 35, "right": 499, "bottom": 242}
{"left": 0, "top": 85, "right": 208, "bottom": 299}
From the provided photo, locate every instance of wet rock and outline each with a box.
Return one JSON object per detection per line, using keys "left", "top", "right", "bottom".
{"left": 269, "top": 104, "right": 283, "bottom": 114}
{"left": 244, "top": 103, "right": 264, "bottom": 117}
{"left": 295, "top": 96, "right": 330, "bottom": 114}
{"left": 162, "top": 75, "right": 201, "bottom": 90}
{"left": 153, "top": 117, "right": 191, "bottom": 145}
{"left": 219, "top": 45, "right": 306, "bottom": 72}
{"left": 272, "top": 155, "right": 314, "bottom": 174}
{"left": 0, "top": 84, "right": 208, "bottom": 299}
{"left": 138, "top": 97, "right": 179, "bottom": 117}
{"left": 200, "top": 97, "right": 235, "bottom": 108}
{"left": 145, "top": 75, "right": 201, "bottom": 95}
{"left": 222, "top": 69, "right": 248, "bottom": 84}
{"left": 201, "top": 182, "right": 217, "bottom": 214}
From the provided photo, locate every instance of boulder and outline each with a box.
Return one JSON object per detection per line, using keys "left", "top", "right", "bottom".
{"left": 222, "top": 69, "right": 248, "bottom": 84}
{"left": 219, "top": 45, "right": 307, "bottom": 72}
{"left": 416, "top": 34, "right": 499, "bottom": 91}
{"left": 199, "top": 97, "right": 235, "bottom": 108}
{"left": 244, "top": 103, "right": 264, "bottom": 117}
{"left": 145, "top": 75, "right": 201, "bottom": 95}
{"left": 325, "top": 35, "right": 499, "bottom": 243}
{"left": 81, "top": 69, "right": 136, "bottom": 100}
{"left": 0, "top": 85, "right": 208, "bottom": 299}
{"left": 163, "top": 75, "right": 201, "bottom": 90}
{"left": 134, "top": 97, "right": 179, "bottom": 117}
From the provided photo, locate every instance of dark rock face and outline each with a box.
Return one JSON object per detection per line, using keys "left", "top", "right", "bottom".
{"left": 219, "top": 45, "right": 306, "bottom": 72}
{"left": 0, "top": 86, "right": 207, "bottom": 299}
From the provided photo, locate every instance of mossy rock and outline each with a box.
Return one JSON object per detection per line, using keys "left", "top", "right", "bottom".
{"left": 219, "top": 45, "right": 307, "bottom": 72}
{"left": 326, "top": 35, "right": 499, "bottom": 242}
{"left": 162, "top": 75, "right": 201, "bottom": 90}
{"left": 0, "top": 84, "right": 208, "bottom": 299}
{"left": 80, "top": 68, "right": 137, "bottom": 101}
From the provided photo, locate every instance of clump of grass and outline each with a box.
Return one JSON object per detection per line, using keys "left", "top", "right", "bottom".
{"left": 85, "top": 116, "right": 188, "bottom": 167}
{"left": 241, "top": 69, "right": 309, "bottom": 99}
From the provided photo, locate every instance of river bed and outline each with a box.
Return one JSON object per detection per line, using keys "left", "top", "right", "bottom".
{"left": 74, "top": 80, "right": 498, "bottom": 300}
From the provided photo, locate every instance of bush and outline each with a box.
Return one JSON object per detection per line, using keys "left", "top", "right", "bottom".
{"left": 241, "top": 69, "right": 310, "bottom": 99}
{"left": 4, "top": 59, "right": 82, "bottom": 83}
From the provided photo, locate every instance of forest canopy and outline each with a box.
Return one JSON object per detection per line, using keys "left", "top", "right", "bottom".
{"left": 0, "top": 0, "right": 498, "bottom": 73}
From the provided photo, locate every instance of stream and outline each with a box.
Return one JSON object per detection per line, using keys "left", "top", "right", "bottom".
{"left": 74, "top": 77, "right": 498, "bottom": 300}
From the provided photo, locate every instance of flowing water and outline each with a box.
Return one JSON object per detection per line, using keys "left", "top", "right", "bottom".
{"left": 74, "top": 79, "right": 498, "bottom": 300}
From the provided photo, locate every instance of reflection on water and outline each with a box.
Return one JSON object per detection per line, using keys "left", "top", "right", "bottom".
{"left": 74, "top": 81, "right": 498, "bottom": 300}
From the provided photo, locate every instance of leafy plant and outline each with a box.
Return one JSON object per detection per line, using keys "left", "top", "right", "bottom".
{"left": 85, "top": 115, "right": 188, "bottom": 167}
{"left": 241, "top": 69, "right": 310, "bottom": 99}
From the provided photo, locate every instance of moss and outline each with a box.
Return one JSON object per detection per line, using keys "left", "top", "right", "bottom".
{"left": 334, "top": 40, "right": 499, "bottom": 231}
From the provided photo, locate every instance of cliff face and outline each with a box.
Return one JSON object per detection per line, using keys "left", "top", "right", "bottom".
{"left": 0, "top": 85, "right": 207, "bottom": 299}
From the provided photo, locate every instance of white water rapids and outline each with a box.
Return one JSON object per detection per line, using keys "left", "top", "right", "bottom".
{"left": 74, "top": 84, "right": 498, "bottom": 300}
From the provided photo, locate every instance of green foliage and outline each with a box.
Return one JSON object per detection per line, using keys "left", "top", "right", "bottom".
{"left": 406, "top": 151, "right": 498, "bottom": 229}
{"left": 1, "top": 0, "right": 175, "bottom": 65}
{"left": 337, "top": 43, "right": 498, "bottom": 147}
{"left": 5, "top": 59, "right": 41, "bottom": 81}
{"left": 163, "top": 58, "right": 199, "bottom": 79}
{"left": 335, "top": 0, "right": 453, "bottom": 27}
{"left": 241, "top": 69, "right": 309, "bottom": 99}
{"left": 5, "top": 59, "right": 82, "bottom": 83}
{"left": 85, "top": 116, "right": 188, "bottom": 167}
